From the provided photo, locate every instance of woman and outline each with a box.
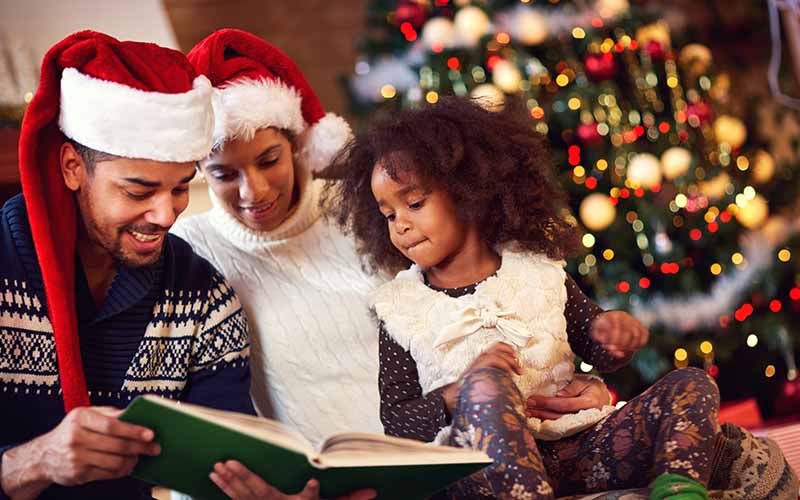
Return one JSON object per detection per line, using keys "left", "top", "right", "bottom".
{"left": 172, "top": 29, "right": 615, "bottom": 500}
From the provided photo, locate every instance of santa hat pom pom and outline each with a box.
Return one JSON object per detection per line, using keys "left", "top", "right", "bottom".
{"left": 299, "top": 112, "right": 352, "bottom": 172}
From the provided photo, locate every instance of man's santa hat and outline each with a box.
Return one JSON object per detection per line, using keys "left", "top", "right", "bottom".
{"left": 187, "top": 28, "right": 352, "bottom": 172}
{"left": 18, "top": 31, "right": 214, "bottom": 412}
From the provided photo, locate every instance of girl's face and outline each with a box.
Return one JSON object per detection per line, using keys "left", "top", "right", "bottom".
{"left": 199, "top": 128, "right": 296, "bottom": 232}
{"left": 371, "top": 164, "right": 473, "bottom": 270}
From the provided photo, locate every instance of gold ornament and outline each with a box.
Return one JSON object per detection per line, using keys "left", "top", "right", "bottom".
{"left": 627, "top": 153, "right": 663, "bottom": 189}
{"left": 580, "top": 193, "right": 617, "bottom": 231}
{"left": 677, "top": 43, "right": 712, "bottom": 76}
{"left": 735, "top": 194, "right": 769, "bottom": 229}
{"left": 698, "top": 172, "right": 731, "bottom": 200}
{"left": 713, "top": 115, "right": 747, "bottom": 149}
{"left": 454, "top": 6, "right": 490, "bottom": 47}
{"left": 760, "top": 215, "right": 790, "bottom": 246}
{"left": 751, "top": 149, "right": 776, "bottom": 183}
{"left": 596, "top": 0, "right": 629, "bottom": 19}
{"left": 635, "top": 21, "right": 671, "bottom": 49}
{"left": 421, "top": 17, "right": 455, "bottom": 50}
{"left": 470, "top": 83, "right": 505, "bottom": 111}
{"left": 492, "top": 59, "right": 523, "bottom": 93}
{"left": 710, "top": 73, "right": 731, "bottom": 103}
{"left": 660, "top": 147, "right": 692, "bottom": 180}
{"left": 512, "top": 10, "right": 548, "bottom": 45}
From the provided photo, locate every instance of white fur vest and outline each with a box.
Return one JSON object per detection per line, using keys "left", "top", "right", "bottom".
{"left": 371, "top": 250, "right": 615, "bottom": 441}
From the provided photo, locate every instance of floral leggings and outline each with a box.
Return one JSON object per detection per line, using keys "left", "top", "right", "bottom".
{"left": 440, "top": 367, "right": 721, "bottom": 499}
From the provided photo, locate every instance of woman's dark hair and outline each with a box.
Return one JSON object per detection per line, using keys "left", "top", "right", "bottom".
{"left": 326, "top": 96, "right": 579, "bottom": 274}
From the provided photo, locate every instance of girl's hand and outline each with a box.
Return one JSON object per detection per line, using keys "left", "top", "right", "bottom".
{"left": 442, "top": 342, "right": 522, "bottom": 414}
{"left": 590, "top": 311, "right": 649, "bottom": 359}
{"left": 210, "top": 461, "right": 377, "bottom": 500}
{"left": 525, "top": 375, "right": 612, "bottom": 420}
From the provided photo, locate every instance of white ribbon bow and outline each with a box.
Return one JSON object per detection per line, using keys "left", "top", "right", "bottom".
{"left": 434, "top": 301, "right": 533, "bottom": 348}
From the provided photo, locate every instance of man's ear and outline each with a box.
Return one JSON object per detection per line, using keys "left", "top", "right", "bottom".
{"left": 60, "top": 142, "right": 86, "bottom": 192}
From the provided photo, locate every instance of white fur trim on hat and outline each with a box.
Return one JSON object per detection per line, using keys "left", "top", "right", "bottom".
{"left": 58, "top": 68, "right": 214, "bottom": 162}
{"left": 298, "top": 112, "right": 352, "bottom": 172}
{"left": 212, "top": 77, "right": 305, "bottom": 149}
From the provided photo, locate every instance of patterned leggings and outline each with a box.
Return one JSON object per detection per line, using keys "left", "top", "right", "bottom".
{"left": 441, "top": 367, "right": 720, "bottom": 499}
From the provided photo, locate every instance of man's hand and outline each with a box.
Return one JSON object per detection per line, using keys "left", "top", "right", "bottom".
{"left": 525, "top": 375, "right": 612, "bottom": 420}
{"left": 209, "top": 460, "right": 377, "bottom": 500}
{"left": 1, "top": 406, "right": 160, "bottom": 500}
{"left": 442, "top": 342, "right": 522, "bottom": 414}
{"left": 590, "top": 311, "right": 649, "bottom": 359}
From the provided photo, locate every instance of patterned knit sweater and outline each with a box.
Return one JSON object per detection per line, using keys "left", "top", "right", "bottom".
{"left": 171, "top": 173, "right": 385, "bottom": 446}
{"left": 0, "top": 194, "right": 254, "bottom": 500}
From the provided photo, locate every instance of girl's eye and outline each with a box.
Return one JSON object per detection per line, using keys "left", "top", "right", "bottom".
{"left": 385, "top": 213, "right": 396, "bottom": 222}
{"left": 173, "top": 187, "right": 190, "bottom": 195}
{"left": 409, "top": 199, "right": 425, "bottom": 210}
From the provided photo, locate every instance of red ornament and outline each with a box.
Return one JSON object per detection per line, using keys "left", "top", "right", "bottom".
{"left": 685, "top": 101, "right": 713, "bottom": 126}
{"left": 576, "top": 122, "right": 603, "bottom": 146}
{"left": 644, "top": 40, "right": 666, "bottom": 61}
{"left": 584, "top": 53, "right": 617, "bottom": 82}
{"left": 395, "top": 1, "right": 428, "bottom": 30}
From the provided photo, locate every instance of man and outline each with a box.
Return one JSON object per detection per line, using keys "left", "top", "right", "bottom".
{"left": 0, "top": 31, "right": 253, "bottom": 499}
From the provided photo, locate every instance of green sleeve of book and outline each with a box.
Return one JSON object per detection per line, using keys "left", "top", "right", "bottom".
{"left": 120, "top": 397, "right": 488, "bottom": 500}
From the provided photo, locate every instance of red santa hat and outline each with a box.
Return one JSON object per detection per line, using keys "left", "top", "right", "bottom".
{"left": 19, "top": 30, "right": 214, "bottom": 412}
{"left": 187, "top": 28, "right": 352, "bottom": 172}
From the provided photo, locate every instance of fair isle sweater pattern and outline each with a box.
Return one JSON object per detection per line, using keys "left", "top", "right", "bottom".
{"left": 0, "top": 194, "right": 250, "bottom": 401}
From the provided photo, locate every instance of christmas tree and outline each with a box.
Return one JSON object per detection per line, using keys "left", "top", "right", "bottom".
{"left": 345, "top": 0, "right": 800, "bottom": 415}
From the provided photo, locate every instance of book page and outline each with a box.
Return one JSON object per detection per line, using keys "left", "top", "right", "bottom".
{"left": 316, "top": 433, "right": 492, "bottom": 468}
{"left": 143, "top": 396, "right": 317, "bottom": 458}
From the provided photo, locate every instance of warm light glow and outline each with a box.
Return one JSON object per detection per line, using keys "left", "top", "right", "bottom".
{"left": 700, "top": 341, "right": 713, "bottom": 354}
{"left": 778, "top": 249, "right": 791, "bottom": 262}
{"left": 582, "top": 234, "right": 596, "bottom": 247}
{"left": 573, "top": 166, "right": 586, "bottom": 177}
{"left": 568, "top": 97, "right": 581, "bottom": 110}
{"left": 496, "top": 32, "right": 511, "bottom": 44}
{"left": 736, "top": 156, "right": 750, "bottom": 171}
{"left": 675, "top": 194, "right": 688, "bottom": 208}
{"left": 556, "top": 74, "right": 570, "bottom": 87}
{"left": 731, "top": 253, "right": 744, "bottom": 265}
{"left": 746, "top": 334, "right": 758, "bottom": 348}
{"left": 596, "top": 159, "right": 608, "bottom": 170}
{"left": 710, "top": 263, "right": 722, "bottom": 275}
{"left": 580, "top": 362, "right": 593, "bottom": 372}
{"left": 602, "top": 249, "right": 615, "bottom": 260}
{"left": 426, "top": 91, "right": 439, "bottom": 104}
{"left": 572, "top": 27, "right": 586, "bottom": 39}
{"left": 674, "top": 348, "right": 688, "bottom": 361}
{"left": 380, "top": 84, "right": 397, "bottom": 99}
{"left": 765, "top": 365, "right": 776, "bottom": 378}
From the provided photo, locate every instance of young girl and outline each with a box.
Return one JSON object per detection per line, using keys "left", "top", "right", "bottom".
{"left": 330, "top": 97, "right": 720, "bottom": 499}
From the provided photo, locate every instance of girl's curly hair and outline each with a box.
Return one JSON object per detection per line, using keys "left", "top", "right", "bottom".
{"left": 326, "top": 96, "right": 579, "bottom": 274}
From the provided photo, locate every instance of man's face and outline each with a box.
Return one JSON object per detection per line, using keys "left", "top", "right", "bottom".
{"left": 67, "top": 151, "right": 196, "bottom": 268}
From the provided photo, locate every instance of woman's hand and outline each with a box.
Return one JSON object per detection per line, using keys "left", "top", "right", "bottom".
{"left": 591, "top": 310, "right": 649, "bottom": 359}
{"left": 442, "top": 342, "right": 522, "bottom": 414}
{"left": 210, "top": 460, "right": 377, "bottom": 500}
{"left": 525, "top": 375, "right": 612, "bottom": 420}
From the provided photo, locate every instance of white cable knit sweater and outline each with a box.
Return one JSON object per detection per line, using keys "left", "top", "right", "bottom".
{"left": 172, "top": 172, "right": 384, "bottom": 445}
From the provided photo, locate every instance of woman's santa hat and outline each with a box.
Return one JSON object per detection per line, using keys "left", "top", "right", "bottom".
{"left": 19, "top": 30, "right": 214, "bottom": 411}
{"left": 187, "top": 28, "right": 352, "bottom": 172}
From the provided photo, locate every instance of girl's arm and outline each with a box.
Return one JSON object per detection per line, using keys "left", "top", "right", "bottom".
{"left": 564, "top": 275, "right": 632, "bottom": 372}
{"left": 378, "top": 324, "right": 450, "bottom": 442}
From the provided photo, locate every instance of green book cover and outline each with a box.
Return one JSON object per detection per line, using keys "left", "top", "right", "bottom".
{"left": 120, "top": 395, "right": 491, "bottom": 500}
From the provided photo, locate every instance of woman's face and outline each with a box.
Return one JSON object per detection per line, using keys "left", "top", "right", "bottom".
{"left": 199, "top": 128, "right": 296, "bottom": 232}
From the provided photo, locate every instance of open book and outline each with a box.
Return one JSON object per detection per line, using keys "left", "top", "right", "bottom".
{"left": 120, "top": 395, "right": 492, "bottom": 500}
